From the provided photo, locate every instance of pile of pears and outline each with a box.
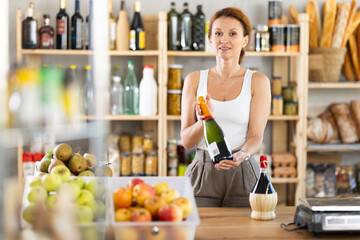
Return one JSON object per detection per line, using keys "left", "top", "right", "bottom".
{"left": 37, "top": 143, "right": 111, "bottom": 177}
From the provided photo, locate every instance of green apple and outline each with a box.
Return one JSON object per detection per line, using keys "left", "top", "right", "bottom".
{"left": 68, "top": 177, "right": 86, "bottom": 189}
{"left": 77, "top": 205, "right": 94, "bottom": 223}
{"left": 46, "top": 194, "right": 58, "bottom": 211}
{"left": 96, "top": 200, "right": 106, "bottom": 220}
{"left": 85, "top": 179, "right": 106, "bottom": 200}
{"left": 79, "top": 170, "right": 95, "bottom": 177}
{"left": 77, "top": 189, "right": 95, "bottom": 206}
{"left": 27, "top": 185, "right": 48, "bottom": 203}
{"left": 51, "top": 165, "right": 71, "bottom": 182}
{"left": 84, "top": 200, "right": 98, "bottom": 219}
{"left": 29, "top": 177, "right": 42, "bottom": 187}
{"left": 58, "top": 182, "right": 81, "bottom": 200}
{"left": 42, "top": 174, "right": 62, "bottom": 192}
{"left": 22, "top": 203, "right": 36, "bottom": 223}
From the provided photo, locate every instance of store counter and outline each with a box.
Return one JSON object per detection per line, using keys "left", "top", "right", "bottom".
{"left": 195, "top": 206, "right": 360, "bottom": 239}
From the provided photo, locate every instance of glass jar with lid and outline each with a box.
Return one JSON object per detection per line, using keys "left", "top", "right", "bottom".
{"left": 168, "top": 64, "right": 183, "bottom": 90}
{"left": 145, "top": 151, "right": 158, "bottom": 176}
{"left": 255, "top": 24, "right": 270, "bottom": 52}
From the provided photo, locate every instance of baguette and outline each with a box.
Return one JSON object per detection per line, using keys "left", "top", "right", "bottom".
{"left": 306, "top": 2, "right": 318, "bottom": 47}
{"left": 348, "top": 33, "right": 360, "bottom": 81}
{"left": 343, "top": 49, "right": 356, "bottom": 82}
{"left": 320, "top": 0, "right": 337, "bottom": 47}
{"left": 289, "top": 5, "right": 299, "bottom": 24}
{"left": 341, "top": 0, "right": 358, "bottom": 47}
{"left": 331, "top": 2, "right": 350, "bottom": 48}
{"left": 358, "top": 25, "right": 360, "bottom": 63}
{"left": 312, "top": 0, "right": 322, "bottom": 44}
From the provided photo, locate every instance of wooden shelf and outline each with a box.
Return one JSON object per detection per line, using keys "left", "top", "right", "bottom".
{"left": 20, "top": 49, "right": 160, "bottom": 56}
{"left": 271, "top": 178, "right": 299, "bottom": 183}
{"left": 83, "top": 115, "right": 159, "bottom": 121}
{"left": 167, "top": 115, "right": 181, "bottom": 120}
{"left": 308, "top": 82, "right": 360, "bottom": 89}
{"left": 307, "top": 143, "right": 360, "bottom": 152}
{"left": 167, "top": 51, "right": 301, "bottom": 57}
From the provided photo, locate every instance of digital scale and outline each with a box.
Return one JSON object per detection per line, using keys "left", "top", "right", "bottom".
{"left": 293, "top": 198, "right": 360, "bottom": 233}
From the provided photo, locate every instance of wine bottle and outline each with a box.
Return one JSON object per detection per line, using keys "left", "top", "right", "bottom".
{"left": 192, "top": 5, "right": 205, "bottom": 51}
{"left": 167, "top": 2, "right": 180, "bottom": 50}
{"left": 198, "top": 96, "right": 233, "bottom": 164}
{"left": 180, "top": 2, "right": 193, "bottom": 51}
{"left": 130, "top": 1, "right": 145, "bottom": 50}
{"left": 39, "top": 14, "right": 54, "bottom": 49}
{"left": 116, "top": 0, "right": 129, "bottom": 50}
{"left": 56, "top": 0, "right": 70, "bottom": 49}
{"left": 71, "top": 0, "right": 83, "bottom": 49}
{"left": 251, "top": 156, "right": 275, "bottom": 194}
{"left": 108, "top": 0, "right": 116, "bottom": 50}
{"left": 85, "top": 0, "right": 93, "bottom": 50}
{"left": 22, "top": 2, "right": 38, "bottom": 49}
{"left": 123, "top": 61, "right": 139, "bottom": 115}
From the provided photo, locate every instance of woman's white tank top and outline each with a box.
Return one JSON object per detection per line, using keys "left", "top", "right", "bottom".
{"left": 196, "top": 68, "right": 254, "bottom": 151}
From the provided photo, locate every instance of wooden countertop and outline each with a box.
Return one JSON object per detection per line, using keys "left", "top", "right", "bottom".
{"left": 195, "top": 206, "right": 360, "bottom": 239}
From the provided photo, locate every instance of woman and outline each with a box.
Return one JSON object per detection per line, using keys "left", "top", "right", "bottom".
{"left": 181, "top": 7, "right": 271, "bottom": 207}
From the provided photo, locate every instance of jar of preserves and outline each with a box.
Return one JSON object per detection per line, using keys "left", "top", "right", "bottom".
{"left": 271, "top": 76, "right": 282, "bottom": 95}
{"left": 282, "top": 86, "right": 295, "bottom": 101}
{"left": 120, "top": 152, "right": 131, "bottom": 176}
{"left": 168, "top": 64, "right": 183, "bottom": 90}
{"left": 143, "top": 133, "right": 154, "bottom": 154}
{"left": 145, "top": 151, "right": 158, "bottom": 176}
{"left": 255, "top": 24, "right": 270, "bottom": 52}
{"left": 119, "top": 133, "right": 131, "bottom": 152}
{"left": 132, "top": 151, "right": 145, "bottom": 176}
{"left": 284, "top": 101, "right": 298, "bottom": 115}
{"left": 272, "top": 95, "right": 283, "bottom": 115}
{"left": 168, "top": 153, "right": 178, "bottom": 169}
{"left": 132, "top": 132, "right": 143, "bottom": 150}
{"left": 167, "top": 89, "right": 182, "bottom": 115}
{"left": 167, "top": 139, "right": 177, "bottom": 155}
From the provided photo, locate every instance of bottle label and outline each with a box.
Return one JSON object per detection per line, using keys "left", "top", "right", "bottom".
{"left": 76, "top": 18, "right": 82, "bottom": 48}
{"left": 130, "top": 30, "right": 136, "bottom": 49}
{"left": 57, "top": 19, "right": 65, "bottom": 34}
{"left": 41, "top": 33, "right": 53, "bottom": 47}
{"left": 207, "top": 142, "right": 220, "bottom": 160}
{"left": 139, "top": 31, "right": 145, "bottom": 49}
{"left": 110, "top": 22, "right": 116, "bottom": 41}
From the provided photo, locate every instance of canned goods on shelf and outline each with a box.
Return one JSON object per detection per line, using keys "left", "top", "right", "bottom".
{"left": 168, "top": 153, "right": 178, "bottom": 169}
{"left": 167, "top": 89, "right": 182, "bottom": 115}
{"left": 284, "top": 101, "right": 298, "bottom": 115}
{"left": 132, "top": 151, "right": 145, "bottom": 176}
{"left": 168, "top": 167, "right": 178, "bottom": 176}
{"left": 120, "top": 152, "right": 131, "bottom": 176}
{"left": 282, "top": 86, "right": 296, "bottom": 101}
{"left": 168, "top": 64, "right": 183, "bottom": 90}
{"left": 268, "top": 0, "right": 282, "bottom": 26}
{"left": 132, "top": 133, "right": 143, "bottom": 150}
{"left": 285, "top": 25, "right": 300, "bottom": 52}
{"left": 167, "top": 139, "right": 177, "bottom": 155}
{"left": 271, "top": 76, "right": 282, "bottom": 95}
{"left": 255, "top": 24, "right": 270, "bottom": 52}
{"left": 119, "top": 133, "right": 131, "bottom": 152}
{"left": 272, "top": 95, "right": 283, "bottom": 115}
{"left": 143, "top": 133, "right": 154, "bottom": 154}
{"left": 269, "top": 25, "right": 285, "bottom": 52}
{"left": 145, "top": 151, "right": 158, "bottom": 176}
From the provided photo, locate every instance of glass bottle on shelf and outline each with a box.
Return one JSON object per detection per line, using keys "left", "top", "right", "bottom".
{"left": 64, "top": 65, "right": 83, "bottom": 122}
{"left": 71, "top": 0, "right": 83, "bottom": 49}
{"left": 129, "top": 1, "right": 145, "bottom": 50}
{"left": 108, "top": 0, "right": 116, "bottom": 50}
{"left": 83, "top": 65, "right": 95, "bottom": 115}
{"left": 180, "top": 2, "right": 193, "bottom": 51}
{"left": 139, "top": 65, "right": 157, "bottom": 116}
{"left": 193, "top": 5, "right": 205, "bottom": 51}
{"left": 167, "top": 2, "right": 180, "bottom": 50}
{"left": 22, "top": 2, "right": 37, "bottom": 49}
{"left": 39, "top": 14, "right": 54, "bottom": 49}
{"left": 116, "top": 0, "right": 129, "bottom": 50}
{"left": 85, "top": 0, "right": 93, "bottom": 50}
{"left": 112, "top": 65, "right": 121, "bottom": 80}
{"left": 123, "top": 60, "right": 139, "bottom": 115}
{"left": 110, "top": 76, "right": 123, "bottom": 115}
{"left": 56, "top": 0, "right": 70, "bottom": 49}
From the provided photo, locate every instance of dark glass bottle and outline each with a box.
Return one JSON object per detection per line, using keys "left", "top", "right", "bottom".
{"left": 85, "top": 0, "right": 93, "bottom": 50}
{"left": 193, "top": 5, "right": 205, "bottom": 51}
{"left": 22, "top": 2, "right": 37, "bottom": 49}
{"left": 167, "top": 2, "right": 180, "bottom": 50}
{"left": 180, "top": 2, "right": 192, "bottom": 51}
{"left": 71, "top": 0, "right": 83, "bottom": 49}
{"left": 39, "top": 14, "right": 54, "bottom": 49}
{"left": 251, "top": 156, "right": 275, "bottom": 194}
{"left": 56, "top": 0, "right": 70, "bottom": 49}
{"left": 198, "top": 96, "right": 233, "bottom": 164}
{"left": 129, "top": 1, "right": 145, "bottom": 50}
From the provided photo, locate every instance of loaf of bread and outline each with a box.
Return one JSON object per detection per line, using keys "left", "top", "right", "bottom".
{"left": 343, "top": 49, "right": 356, "bottom": 81}
{"left": 312, "top": 0, "right": 322, "bottom": 43}
{"left": 289, "top": 5, "right": 299, "bottom": 24}
{"left": 307, "top": 118, "right": 328, "bottom": 143}
{"left": 331, "top": 2, "right": 350, "bottom": 48}
{"left": 318, "top": 110, "right": 340, "bottom": 141}
{"left": 330, "top": 103, "right": 359, "bottom": 143}
{"left": 341, "top": 0, "right": 358, "bottom": 47}
{"left": 350, "top": 101, "right": 360, "bottom": 138}
{"left": 306, "top": 2, "right": 318, "bottom": 47}
{"left": 320, "top": 0, "right": 337, "bottom": 47}
{"left": 348, "top": 34, "right": 360, "bottom": 81}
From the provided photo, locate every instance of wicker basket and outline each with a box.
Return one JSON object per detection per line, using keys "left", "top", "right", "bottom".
{"left": 309, "top": 47, "right": 346, "bottom": 82}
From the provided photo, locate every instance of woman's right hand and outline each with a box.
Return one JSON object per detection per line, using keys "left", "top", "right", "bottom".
{"left": 196, "top": 93, "right": 214, "bottom": 120}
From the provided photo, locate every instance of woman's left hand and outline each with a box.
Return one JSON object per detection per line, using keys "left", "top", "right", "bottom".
{"left": 214, "top": 150, "right": 249, "bottom": 171}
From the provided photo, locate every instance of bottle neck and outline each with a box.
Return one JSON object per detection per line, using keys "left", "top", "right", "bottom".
{"left": 134, "top": 1, "right": 141, "bottom": 12}
{"left": 120, "top": 0, "right": 125, "bottom": 11}
{"left": 198, "top": 100, "right": 213, "bottom": 119}
{"left": 108, "top": 0, "right": 113, "bottom": 13}
{"left": 75, "top": 0, "right": 79, "bottom": 12}
{"left": 60, "top": 0, "right": 66, "bottom": 10}
{"left": 44, "top": 17, "right": 50, "bottom": 26}
{"left": 27, "top": 7, "right": 34, "bottom": 18}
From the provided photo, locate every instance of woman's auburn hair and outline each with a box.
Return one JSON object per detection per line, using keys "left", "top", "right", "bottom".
{"left": 208, "top": 7, "right": 252, "bottom": 64}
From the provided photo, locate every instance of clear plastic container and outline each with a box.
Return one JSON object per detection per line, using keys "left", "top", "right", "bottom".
{"left": 109, "top": 176, "right": 200, "bottom": 240}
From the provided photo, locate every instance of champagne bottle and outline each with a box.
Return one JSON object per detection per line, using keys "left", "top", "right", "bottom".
{"left": 71, "top": 0, "right": 83, "bottom": 49}
{"left": 116, "top": 0, "right": 129, "bottom": 50}
{"left": 108, "top": 0, "right": 116, "bottom": 50}
{"left": 198, "top": 96, "right": 233, "bottom": 164}
{"left": 56, "top": 0, "right": 70, "bottom": 49}
{"left": 167, "top": 2, "right": 180, "bottom": 50}
{"left": 251, "top": 156, "right": 275, "bottom": 194}
{"left": 180, "top": 2, "right": 192, "bottom": 51}
{"left": 130, "top": 1, "right": 145, "bottom": 50}
{"left": 22, "top": 2, "right": 38, "bottom": 49}
{"left": 193, "top": 5, "right": 205, "bottom": 51}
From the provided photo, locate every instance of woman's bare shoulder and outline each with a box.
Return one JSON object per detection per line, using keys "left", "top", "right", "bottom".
{"left": 251, "top": 71, "right": 269, "bottom": 82}
{"left": 184, "top": 71, "right": 201, "bottom": 88}
{"left": 250, "top": 71, "right": 270, "bottom": 93}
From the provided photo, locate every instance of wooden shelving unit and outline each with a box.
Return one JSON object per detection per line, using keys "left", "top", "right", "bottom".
{"left": 83, "top": 115, "right": 160, "bottom": 121}
{"left": 308, "top": 82, "right": 360, "bottom": 89}
{"left": 307, "top": 143, "right": 360, "bottom": 152}
{"left": 20, "top": 49, "right": 160, "bottom": 56}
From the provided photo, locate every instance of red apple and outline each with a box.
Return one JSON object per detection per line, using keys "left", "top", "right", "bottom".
{"left": 130, "top": 208, "right": 152, "bottom": 222}
{"left": 133, "top": 183, "right": 156, "bottom": 206}
{"left": 172, "top": 197, "right": 193, "bottom": 219}
{"left": 158, "top": 204, "right": 183, "bottom": 222}
{"left": 115, "top": 208, "right": 131, "bottom": 222}
{"left": 127, "top": 178, "right": 145, "bottom": 190}
{"left": 144, "top": 196, "right": 167, "bottom": 219}
{"left": 113, "top": 187, "right": 132, "bottom": 209}
{"left": 161, "top": 188, "right": 179, "bottom": 203}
